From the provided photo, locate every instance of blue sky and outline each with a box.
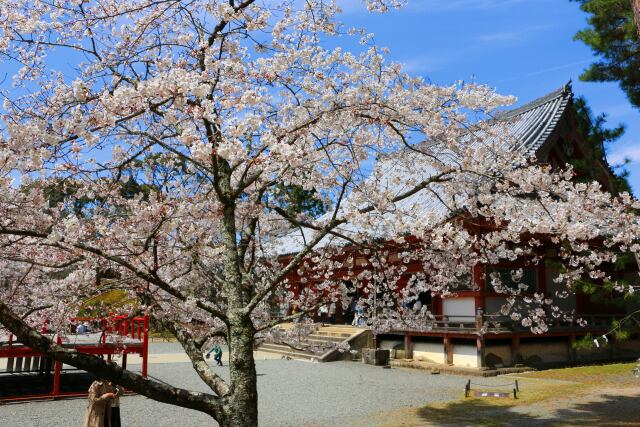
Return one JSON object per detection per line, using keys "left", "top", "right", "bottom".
{"left": 342, "top": 0, "right": 640, "bottom": 193}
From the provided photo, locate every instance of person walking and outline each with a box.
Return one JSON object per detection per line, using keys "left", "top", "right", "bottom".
{"left": 83, "top": 379, "right": 117, "bottom": 427}
{"left": 206, "top": 344, "right": 224, "bottom": 366}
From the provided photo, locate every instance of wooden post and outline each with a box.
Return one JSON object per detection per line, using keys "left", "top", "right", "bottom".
{"left": 511, "top": 335, "right": 520, "bottom": 366}
{"left": 472, "top": 264, "right": 485, "bottom": 312}
{"left": 444, "top": 336, "right": 453, "bottom": 365}
{"left": 404, "top": 334, "right": 414, "bottom": 359}
{"left": 568, "top": 334, "right": 576, "bottom": 364}
{"left": 475, "top": 308, "right": 484, "bottom": 331}
{"left": 52, "top": 335, "right": 63, "bottom": 398}
{"left": 122, "top": 353, "right": 128, "bottom": 371}
{"left": 142, "top": 314, "right": 150, "bottom": 378}
{"left": 477, "top": 338, "right": 485, "bottom": 368}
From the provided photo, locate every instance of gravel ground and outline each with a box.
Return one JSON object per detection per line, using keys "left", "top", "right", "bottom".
{"left": 0, "top": 343, "right": 506, "bottom": 426}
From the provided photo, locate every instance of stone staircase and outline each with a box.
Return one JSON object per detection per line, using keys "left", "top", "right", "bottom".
{"left": 257, "top": 324, "right": 372, "bottom": 362}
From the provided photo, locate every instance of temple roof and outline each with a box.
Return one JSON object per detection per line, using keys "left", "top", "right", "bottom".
{"left": 273, "top": 83, "right": 575, "bottom": 256}
{"left": 496, "top": 81, "right": 572, "bottom": 156}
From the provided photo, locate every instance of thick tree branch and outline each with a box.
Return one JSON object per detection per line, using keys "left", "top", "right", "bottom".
{"left": 0, "top": 301, "right": 224, "bottom": 420}
{"left": 161, "top": 320, "right": 230, "bottom": 397}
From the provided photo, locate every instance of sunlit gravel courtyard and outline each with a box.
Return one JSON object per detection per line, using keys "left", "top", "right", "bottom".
{"left": 0, "top": 342, "right": 506, "bottom": 426}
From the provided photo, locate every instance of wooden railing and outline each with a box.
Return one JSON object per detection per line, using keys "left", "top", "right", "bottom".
{"left": 401, "top": 313, "right": 624, "bottom": 334}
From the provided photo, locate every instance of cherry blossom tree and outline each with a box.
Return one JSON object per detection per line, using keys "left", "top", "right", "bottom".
{"left": 0, "top": 1, "right": 638, "bottom": 425}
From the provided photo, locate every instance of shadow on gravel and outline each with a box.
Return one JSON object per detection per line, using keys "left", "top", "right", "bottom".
{"left": 0, "top": 371, "right": 96, "bottom": 400}
{"left": 416, "top": 393, "right": 640, "bottom": 426}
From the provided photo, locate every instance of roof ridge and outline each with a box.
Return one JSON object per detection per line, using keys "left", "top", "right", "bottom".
{"left": 495, "top": 80, "right": 573, "bottom": 119}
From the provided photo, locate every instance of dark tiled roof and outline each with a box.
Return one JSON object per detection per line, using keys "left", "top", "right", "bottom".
{"left": 496, "top": 81, "right": 573, "bottom": 156}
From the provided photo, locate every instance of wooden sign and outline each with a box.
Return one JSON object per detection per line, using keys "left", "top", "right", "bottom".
{"left": 473, "top": 391, "right": 511, "bottom": 398}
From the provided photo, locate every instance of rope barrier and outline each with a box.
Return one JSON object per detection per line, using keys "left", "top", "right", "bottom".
{"left": 469, "top": 382, "right": 517, "bottom": 387}
{"left": 465, "top": 379, "right": 520, "bottom": 399}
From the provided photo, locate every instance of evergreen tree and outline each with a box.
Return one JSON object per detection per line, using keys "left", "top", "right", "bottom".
{"left": 573, "top": 0, "right": 640, "bottom": 109}
{"left": 571, "top": 96, "right": 632, "bottom": 194}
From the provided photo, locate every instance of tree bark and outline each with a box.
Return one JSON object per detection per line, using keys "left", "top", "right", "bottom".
{"left": 223, "top": 315, "right": 259, "bottom": 427}
{"left": 632, "top": 0, "right": 640, "bottom": 38}
{"left": 217, "top": 162, "right": 260, "bottom": 426}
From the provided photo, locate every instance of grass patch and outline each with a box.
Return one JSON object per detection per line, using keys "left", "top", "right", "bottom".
{"left": 515, "top": 362, "right": 637, "bottom": 387}
{"left": 366, "top": 362, "right": 640, "bottom": 426}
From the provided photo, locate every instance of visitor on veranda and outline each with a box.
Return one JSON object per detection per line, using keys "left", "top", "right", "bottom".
{"left": 328, "top": 302, "right": 336, "bottom": 324}
{"left": 319, "top": 304, "right": 328, "bottom": 325}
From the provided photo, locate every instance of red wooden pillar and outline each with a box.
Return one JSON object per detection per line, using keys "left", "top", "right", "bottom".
{"left": 404, "top": 334, "right": 414, "bottom": 359}
{"left": 142, "top": 314, "right": 150, "bottom": 378}
{"left": 537, "top": 263, "right": 546, "bottom": 294}
{"left": 101, "top": 319, "right": 107, "bottom": 345}
{"left": 511, "top": 335, "right": 520, "bottom": 366}
{"left": 52, "top": 335, "right": 63, "bottom": 398}
{"left": 472, "top": 264, "right": 485, "bottom": 312}
{"left": 568, "top": 334, "right": 576, "bottom": 363}
{"left": 444, "top": 336, "right": 453, "bottom": 365}
{"left": 477, "top": 337, "right": 485, "bottom": 368}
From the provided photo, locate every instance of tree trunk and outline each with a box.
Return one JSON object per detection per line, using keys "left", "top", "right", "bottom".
{"left": 223, "top": 315, "right": 258, "bottom": 427}
{"left": 632, "top": 0, "right": 640, "bottom": 38}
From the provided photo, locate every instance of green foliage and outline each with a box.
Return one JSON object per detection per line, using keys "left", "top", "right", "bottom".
{"left": 571, "top": 96, "right": 632, "bottom": 194}
{"left": 574, "top": 333, "right": 597, "bottom": 349}
{"left": 78, "top": 289, "right": 136, "bottom": 317}
{"left": 272, "top": 184, "right": 327, "bottom": 217}
{"left": 573, "top": 0, "right": 640, "bottom": 108}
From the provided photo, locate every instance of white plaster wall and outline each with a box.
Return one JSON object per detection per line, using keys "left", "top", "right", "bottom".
{"left": 452, "top": 343, "right": 478, "bottom": 367}
{"left": 442, "top": 298, "right": 475, "bottom": 322}
{"left": 413, "top": 341, "right": 445, "bottom": 364}
{"left": 520, "top": 341, "right": 567, "bottom": 363}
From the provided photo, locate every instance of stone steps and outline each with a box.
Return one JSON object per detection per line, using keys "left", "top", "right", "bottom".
{"left": 257, "top": 343, "right": 318, "bottom": 361}
{"left": 307, "top": 334, "right": 347, "bottom": 342}
{"left": 256, "top": 324, "right": 369, "bottom": 362}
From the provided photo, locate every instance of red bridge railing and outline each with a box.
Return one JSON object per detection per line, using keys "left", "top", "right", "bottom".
{"left": 0, "top": 314, "right": 150, "bottom": 401}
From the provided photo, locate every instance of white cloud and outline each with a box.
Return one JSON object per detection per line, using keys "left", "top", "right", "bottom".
{"left": 405, "top": 0, "right": 535, "bottom": 12}
{"left": 478, "top": 31, "right": 522, "bottom": 43}
{"left": 399, "top": 56, "right": 450, "bottom": 73}
{"left": 339, "top": 0, "right": 552, "bottom": 15}
{"left": 601, "top": 103, "right": 637, "bottom": 119}
{"left": 477, "top": 24, "right": 554, "bottom": 45}
{"left": 608, "top": 144, "right": 640, "bottom": 165}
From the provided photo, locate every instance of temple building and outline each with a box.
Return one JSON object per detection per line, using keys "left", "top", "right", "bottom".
{"left": 273, "top": 83, "right": 640, "bottom": 369}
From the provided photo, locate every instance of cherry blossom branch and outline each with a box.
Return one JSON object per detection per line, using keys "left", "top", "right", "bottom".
{"left": 0, "top": 228, "right": 229, "bottom": 324}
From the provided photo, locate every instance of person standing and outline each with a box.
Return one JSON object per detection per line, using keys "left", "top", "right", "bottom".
{"left": 355, "top": 302, "right": 365, "bottom": 326}
{"left": 83, "top": 379, "right": 117, "bottom": 427}
{"left": 106, "top": 381, "right": 123, "bottom": 427}
{"left": 328, "top": 302, "right": 336, "bottom": 324}
{"left": 318, "top": 304, "right": 328, "bottom": 325}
